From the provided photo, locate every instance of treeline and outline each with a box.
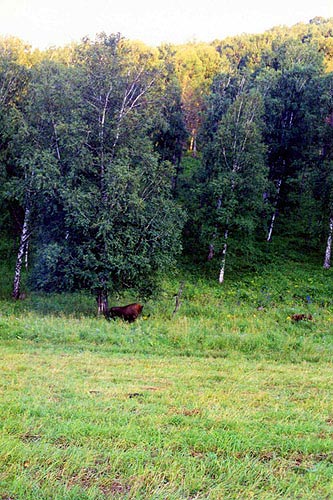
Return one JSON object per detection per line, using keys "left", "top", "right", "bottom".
{"left": 0, "top": 17, "right": 333, "bottom": 309}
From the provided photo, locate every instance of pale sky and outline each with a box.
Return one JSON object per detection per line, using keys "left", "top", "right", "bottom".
{"left": 0, "top": 0, "right": 332, "bottom": 49}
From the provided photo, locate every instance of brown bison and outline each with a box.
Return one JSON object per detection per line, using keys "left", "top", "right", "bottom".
{"left": 291, "top": 313, "right": 313, "bottom": 322}
{"left": 106, "top": 303, "right": 143, "bottom": 323}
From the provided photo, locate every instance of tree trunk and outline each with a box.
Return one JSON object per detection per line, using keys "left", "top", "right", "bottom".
{"left": 24, "top": 239, "right": 29, "bottom": 270}
{"left": 171, "top": 151, "right": 183, "bottom": 194}
{"left": 208, "top": 197, "right": 222, "bottom": 261}
{"left": 219, "top": 227, "right": 229, "bottom": 284}
{"left": 172, "top": 281, "right": 185, "bottom": 316}
{"left": 207, "top": 244, "right": 214, "bottom": 261}
{"left": 99, "top": 88, "right": 111, "bottom": 204}
{"left": 267, "top": 210, "right": 277, "bottom": 243}
{"left": 323, "top": 215, "right": 333, "bottom": 269}
{"left": 267, "top": 178, "right": 282, "bottom": 242}
{"left": 97, "top": 287, "right": 108, "bottom": 316}
{"left": 12, "top": 205, "right": 30, "bottom": 300}
{"left": 189, "top": 129, "right": 197, "bottom": 156}
{"left": 192, "top": 135, "right": 197, "bottom": 156}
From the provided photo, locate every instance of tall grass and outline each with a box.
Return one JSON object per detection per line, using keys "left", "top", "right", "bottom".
{"left": 1, "top": 259, "right": 332, "bottom": 361}
{"left": 0, "top": 258, "right": 332, "bottom": 498}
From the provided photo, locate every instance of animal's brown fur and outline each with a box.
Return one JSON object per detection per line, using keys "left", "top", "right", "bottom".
{"left": 106, "top": 303, "right": 143, "bottom": 323}
{"left": 291, "top": 313, "right": 313, "bottom": 322}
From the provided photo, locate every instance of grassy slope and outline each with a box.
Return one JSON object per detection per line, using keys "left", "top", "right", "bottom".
{"left": 0, "top": 258, "right": 332, "bottom": 498}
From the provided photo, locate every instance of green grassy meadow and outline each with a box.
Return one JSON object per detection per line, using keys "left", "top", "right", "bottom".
{"left": 0, "top": 259, "right": 333, "bottom": 498}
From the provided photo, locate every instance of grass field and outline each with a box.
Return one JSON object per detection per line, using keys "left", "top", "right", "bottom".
{"left": 0, "top": 259, "right": 333, "bottom": 498}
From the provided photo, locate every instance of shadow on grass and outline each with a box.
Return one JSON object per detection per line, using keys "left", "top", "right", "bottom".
{"left": 0, "top": 291, "right": 97, "bottom": 318}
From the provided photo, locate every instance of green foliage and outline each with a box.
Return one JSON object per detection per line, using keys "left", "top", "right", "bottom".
{"left": 29, "top": 243, "right": 72, "bottom": 292}
{"left": 0, "top": 258, "right": 333, "bottom": 498}
{"left": 1, "top": 21, "right": 333, "bottom": 297}
{"left": 213, "top": 17, "right": 333, "bottom": 71}
{"left": 192, "top": 71, "right": 268, "bottom": 274}
{"left": 152, "top": 45, "right": 187, "bottom": 170}
{"left": 1, "top": 35, "right": 186, "bottom": 299}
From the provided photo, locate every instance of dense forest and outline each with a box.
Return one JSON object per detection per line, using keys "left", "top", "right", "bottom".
{"left": 1, "top": 17, "right": 333, "bottom": 311}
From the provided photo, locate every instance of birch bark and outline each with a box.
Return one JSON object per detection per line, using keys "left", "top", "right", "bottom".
{"left": 267, "top": 178, "right": 282, "bottom": 242}
{"left": 219, "top": 227, "right": 229, "bottom": 284}
{"left": 323, "top": 215, "right": 333, "bottom": 269}
{"left": 12, "top": 205, "right": 30, "bottom": 299}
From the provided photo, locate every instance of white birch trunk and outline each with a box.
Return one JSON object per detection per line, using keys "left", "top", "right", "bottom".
{"left": 267, "top": 210, "right": 277, "bottom": 243}
{"left": 51, "top": 116, "right": 61, "bottom": 162}
{"left": 12, "top": 205, "right": 30, "bottom": 299}
{"left": 192, "top": 133, "right": 197, "bottom": 156}
{"left": 111, "top": 75, "right": 155, "bottom": 161}
{"left": 24, "top": 239, "right": 29, "bottom": 270}
{"left": 323, "top": 215, "right": 333, "bottom": 269}
{"left": 267, "top": 178, "right": 282, "bottom": 242}
{"left": 99, "top": 87, "right": 112, "bottom": 202}
{"left": 219, "top": 227, "right": 229, "bottom": 284}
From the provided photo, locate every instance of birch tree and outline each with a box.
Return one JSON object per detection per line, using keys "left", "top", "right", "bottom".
{"left": 70, "top": 35, "right": 156, "bottom": 312}
{"left": 323, "top": 214, "right": 333, "bottom": 269}
{"left": 0, "top": 39, "right": 31, "bottom": 298}
{"left": 318, "top": 79, "right": 333, "bottom": 269}
{"left": 51, "top": 34, "right": 185, "bottom": 311}
{"left": 7, "top": 59, "right": 89, "bottom": 298}
{"left": 261, "top": 40, "right": 325, "bottom": 242}
{"left": 200, "top": 72, "right": 268, "bottom": 282}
